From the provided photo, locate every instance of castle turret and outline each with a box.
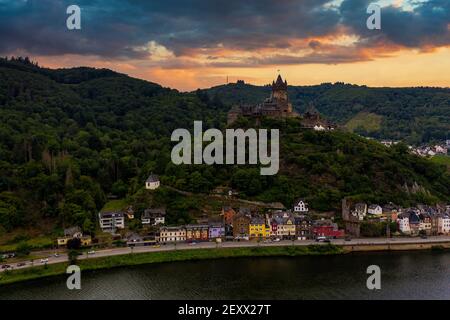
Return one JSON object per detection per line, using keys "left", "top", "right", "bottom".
{"left": 271, "top": 75, "right": 288, "bottom": 101}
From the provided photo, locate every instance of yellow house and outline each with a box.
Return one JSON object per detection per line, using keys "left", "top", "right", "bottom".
{"left": 249, "top": 217, "right": 271, "bottom": 239}
{"left": 57, "top": 235, "right": 92, "bottom": 247}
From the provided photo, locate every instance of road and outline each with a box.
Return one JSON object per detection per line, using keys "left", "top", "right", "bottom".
{"left": 2, "top": 236, "right": 450, "bottom": 273}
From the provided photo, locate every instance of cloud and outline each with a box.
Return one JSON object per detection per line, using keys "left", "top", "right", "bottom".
{"left": 0, "top": 0, "right": 448, "bottom": 67}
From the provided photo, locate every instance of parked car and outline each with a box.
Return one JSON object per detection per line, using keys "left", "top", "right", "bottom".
{"left": 345, "top": 236, "right": 352, "bottom": 241}
{"left": 272, "top": 238, "right": 281, "bottom": 242}
{"left": 316, "top": 236, "right": 328, "bottom": 242}
{"left": 1, "top": 264, "right": 11, "bottom": 269}
{"left": 17, "top": 262, "right": 26, "bottom": 267}
{"left": 40, "top": 258, "right": 48, "bottom": 264}
{"left": 87, "top": 250, "right": 96, "bottom": 255}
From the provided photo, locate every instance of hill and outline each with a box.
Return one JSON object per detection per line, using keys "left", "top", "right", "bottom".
{"left": 0, "top": 57, "right": 449, "bottom": 238}
{"left": 204, "top": 82, "right": 450, "bottom": 144}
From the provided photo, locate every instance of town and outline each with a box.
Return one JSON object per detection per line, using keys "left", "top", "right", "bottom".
{"left": 54, "top": 190, "right": 450, "bottom": 250}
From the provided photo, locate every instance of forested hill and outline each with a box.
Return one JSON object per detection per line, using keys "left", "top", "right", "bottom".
{"left": 0, "top": 58, "right": 449, "bottom": 235}
{"left": 203, "top": 81, "right": 450, "bottom": 144}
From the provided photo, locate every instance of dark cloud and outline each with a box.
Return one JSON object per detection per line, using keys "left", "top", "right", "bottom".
{"left": 0, "top": 0, "right": 448, "bottom": 65}
{"left": 340, "top": 0, "right": 450, "bottom": 48}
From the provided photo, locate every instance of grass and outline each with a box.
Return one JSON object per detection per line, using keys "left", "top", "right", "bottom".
{"left": 0, "top": 244, "right": 343, "bottom": 285}
{"left": 0, "top": 236, "right": 54, "bottom": 253}
{"left": 430, "top": 155, "right": 450, "bottom": 172}
{"left": 345, "top": 112, "right": 383, "bottom": 133}
{"left": 101, "top": 199, "right": 128, "bottom": 212}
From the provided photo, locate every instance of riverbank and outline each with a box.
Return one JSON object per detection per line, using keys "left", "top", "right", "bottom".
{"left": 0, "top": 245, "right": 342, "bottom": 285}
{"left": 2, "top": 238, "right": 450, "bottom": 286}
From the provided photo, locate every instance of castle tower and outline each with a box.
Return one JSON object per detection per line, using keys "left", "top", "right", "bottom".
{"left": 271, "top": 74, "right": 288, "bottom": 102}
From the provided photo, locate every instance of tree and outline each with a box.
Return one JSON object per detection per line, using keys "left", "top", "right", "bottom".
{"left": 67, "top": 237, "right": 82, "bottom": 250}
{"left": 16, "top": 242, "right": 31, "bottom": 257}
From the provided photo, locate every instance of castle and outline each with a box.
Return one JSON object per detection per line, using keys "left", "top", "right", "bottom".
{"left": 227, "top": 75, "right": 336, "bottom": 130}
{"left": 227, "top": 75, "right": 297, "bottom": 125}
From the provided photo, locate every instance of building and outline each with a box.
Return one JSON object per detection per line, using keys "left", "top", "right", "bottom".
{"left": 145, "top": 174, "right": 160, "bottom": 190}
{"left": 209, "top": 224, "right": 225, "bottom": 241}
{"left": 438, "top": 214, "right": 450, "bottom": 235}
{"left": 408, "top": 211, "right": 421, "bottom": 235}
{"left": 293, "top": 199, "right": 309, "bottom": 214}
{"left": 98, "top": 211, "right": 125, "bottom": 233}
{"left": 341, "top": 198, "right": 361, "bottom": 237}
{"left": 227, "top": 75, "right": 296, "bottom": 124}
{"left": 125, "top": 206, "right": 134, "bottom": 219}
{"left": 312, "top": 220, "right": 344, "bottom": 239}
{"left": 141, "top": 208, "right": 166, "bottom": 226}
{"left": 185, "top": 224, "right": 209, "bottom": 242}
{"left": 270, "top": 214, "right": 296, "bottom": 239}
{"left": 294, "top": 216, "right": 312, "bottom": 240}
{"left": 159, "top": 226, "right": 186, "bottom": 243}
{"left": 352, "top": 203, "right": 367, "bottom": 220}
{"left": 419, "top": 213, "right": 432, "bottom": 235}
{"left": 222, "top": 206, "right": 236, "bottom": 225}
{"left": 368, "top": 204, "right": 383, "bottom": 215}
{"left": 397, "top": 215, "right": 411, "bottom": 234}
{"left": 249, "top": 216, "right": 270, "bottom": 239}
{"left": 57, "top": 228, "right": 92, "bottom": 247}
{"left": 232, "top": 213, "right": 251, "bottom": 238}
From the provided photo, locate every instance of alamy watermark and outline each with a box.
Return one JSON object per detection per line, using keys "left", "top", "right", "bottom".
{"left": 367, "top": 3, "right": 381, "bottom": 30}
{"left": 66, "top": 265, "right": 81, "bottom": 290}
{"left": 171, "top": 121, "right": 279, "bottom": 175}
{"left": 66, "top": 5, "right": 81, "bottom": 30}
{"left": 366, "top": 265, "right": 381, "bottom": 290}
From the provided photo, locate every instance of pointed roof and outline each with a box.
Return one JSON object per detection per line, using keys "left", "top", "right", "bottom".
{"left": 146, "top": 173, "right": 159, "bottom": 183}
{"left": 272, "top": 74, "right": 288, "bottom": 91}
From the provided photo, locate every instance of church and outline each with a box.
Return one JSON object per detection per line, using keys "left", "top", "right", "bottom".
{"left": 227, "top": 75, "right": 298, "bottom": 125}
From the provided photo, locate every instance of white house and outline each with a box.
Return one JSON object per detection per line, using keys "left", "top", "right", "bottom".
{"left": 293, "top": 199, "right": 309, "bottom": 214}
{"left": 352, "top": 203, "right": 367, "bottom": 220}
{"left": 397, "top": 216, "right": 410, "bottom": 234}
{"left": 98, "top": 211, "right": 125, "bottom": 233}
{"left": 159, "top": 227, "right": 186, "bottom": 243}
{"left": 313, "top": 125, "right": 325, "bottom": 131}
{"left": 145, "top": 174, "right": 160, "bottom": 190}
{"left": 368, "top": 204, "right": 382, "bottom": 215}
{"left": 438, "top": 215, "right": 450, "bottom": 235}
{"left": 141, "top": 208, "right": 166, "bottom": 226}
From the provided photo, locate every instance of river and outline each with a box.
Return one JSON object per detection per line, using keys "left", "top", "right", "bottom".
{"left": 1, "top": 251, "right": 449, "bottom": 299}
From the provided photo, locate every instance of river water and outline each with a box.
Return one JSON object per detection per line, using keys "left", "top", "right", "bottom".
{"left": 1, "top": 251, "right": 449, "bottom": 300}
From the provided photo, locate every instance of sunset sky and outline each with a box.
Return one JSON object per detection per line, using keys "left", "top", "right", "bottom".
{"left": 0, "top": 0, "right": 449, "bottom": 91}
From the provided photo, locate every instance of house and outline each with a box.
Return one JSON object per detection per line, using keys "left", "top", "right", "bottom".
{"left": 126, "top": 233, "right": 157, "bottom": 247}
{"left": 249, "top": 216, "right": 270, "bottom": 239}
{"left": 397, "top": 214, "right": 411, "bottom": 234}
{"left": 408, "top": 211, "right": 421, "bottom": 235}
{"left": 294, "top": 216, "right": 312, "bottom": 240}
{"left": 293, "top": 199, "right": 309, "bottom": 214}
{"left": 141, "top": 208, "right": 166, "bottom": 226}
{"left": 419, "top": 213, "right": 432, "bottom": 235}
{"left": 222, "top": 206, "right": 236, "bottom": 225}
{"left": 352, "top": 203, "right": 367, "bottom": 220}
{"left": 159, "top": 226, "right": 186, "bottom": 243}
{"left": 64, "top": 226, "right": 82, "bottom": 238}
{"left": 185, "top": 224, "right": 209, "bottom": 242}
{"left": 145, "top": 174, "right": 160, "bottom": 190}
{"left": 270, "top": 213, "right": 296, "bottom": 239}
{"left": 312, "top": 220, "right": 344, "bottom": 239}
{"left": 209, "top": 224, "right": 225, "bottom": 241}
{"left": 232, "top": 213, "right": 251, "bottom": 238}
{"left": 438, "top": 214, "right": 450, "bottom": 235}
{"left": 368, "top": 204, "right": 382, "bottom": 215}
{"left": 98, "top": 211, "right": 125, "bottom": 233}
{"left": 125, "top": 206, "right": 134, "bottom": 219}
{"left": 57, "top": 227, "right": 92, "bottom": 247}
